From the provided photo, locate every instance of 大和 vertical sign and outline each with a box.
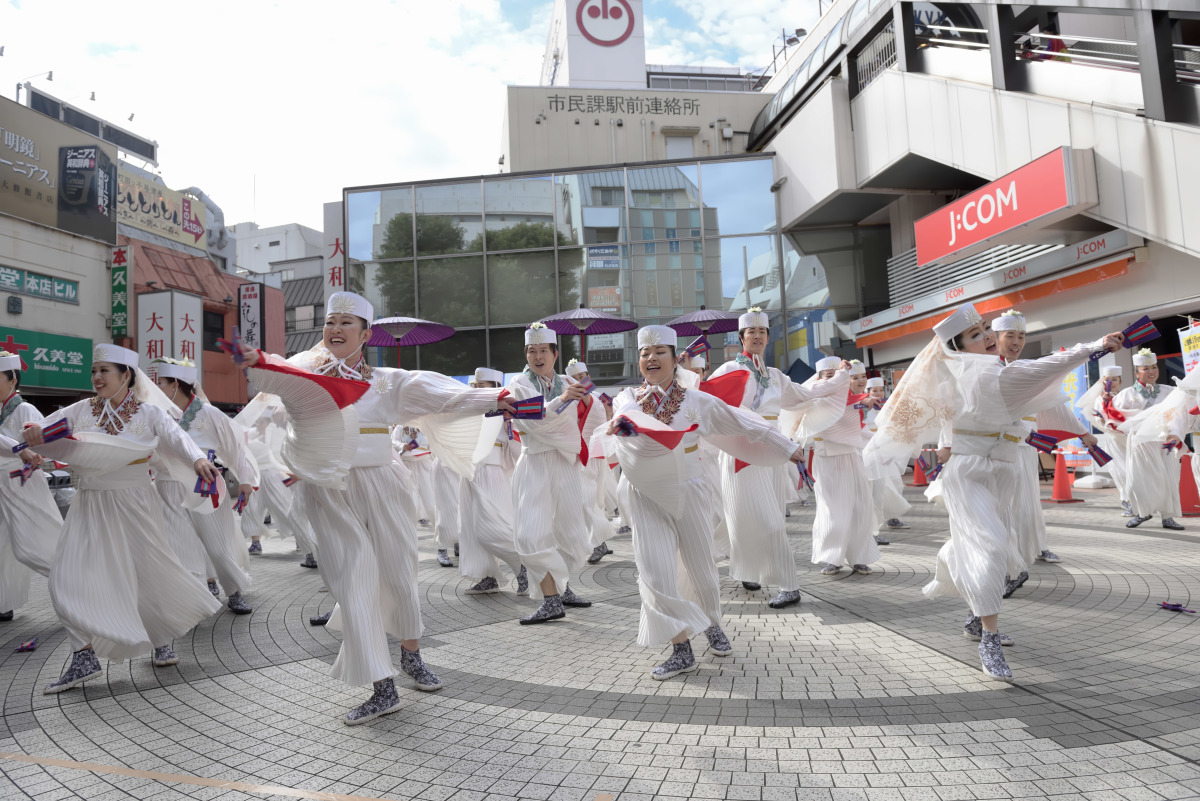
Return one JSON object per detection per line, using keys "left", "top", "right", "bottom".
{"left": 323, "top": 201, "right": 345, "bottom": 306}
{"left": 239, "top": 283, "right": 264, "bottom": 350}
{"left": 137, "top": 291, "right": 171, "bottom": 377}
{"left": 110, "top": 245, "right": 130, "bottom": 337}
{"left": 174, "top": 292, "right": 203, "bottom": 379}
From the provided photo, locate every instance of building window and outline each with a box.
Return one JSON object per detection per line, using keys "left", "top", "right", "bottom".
{"left": 268, "top": 240, "right": 281, "bottom": 247}
{"left": 277, "top": 268, "right": 295, "bottom": 281}
{"left": 202, "top": 311, "right": 225, "bottom": 351}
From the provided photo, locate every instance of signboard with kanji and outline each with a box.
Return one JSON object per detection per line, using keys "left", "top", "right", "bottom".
{"left": 323, "top": 201, "right": 346, "bottom": 306}
{"left": 116, "top": 167, "right": 208, "bottom": 252}
{"left": 1179, "top": 322, "right": 1200, "bottom": 376}
{"left": 137, "top": 290, "right": 203, "bottom": 379}
{"left": 110, "top": 245, "right": 130, "bottom": 337}
{"left": 0, "top": 263, "right": 79, "bottom": 305}
{"left": 174, "top": 292, "right": 203, "bottom": 377}
{"left": 238, "top": 283, "right": 264, "bottom": 350}
{"left": 0, "top": 328, "right": 91, "bottom": 391}
{"left": 0, "top": 97, "right": 118, "bottom": 244}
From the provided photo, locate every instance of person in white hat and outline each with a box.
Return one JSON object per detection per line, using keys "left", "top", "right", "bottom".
{"left": 235, "top": 400, "right": 318, "bottom": 568}
{"left": 606, "top": 325, "right": 809, "bottom": 678}
{"left": 565, "top": 359, "right": 617, "bottom": 566}
{"left": 430, "top": 452, "right": 463, "bottom": 568}
{"left": 804, "top": 358, "right": 882, "bottom": 576}
{"left": 234, "top": 291, "right": 515, "bottom": 724}
{"left": 395, "top": 426, "right": 436, "bottom": 528}
{"left": 863, "top": 304, "right": 1123, "bottom": 681}
{"left": 154, "top": 358, "right": 258, "bottom": 616}
{"left": 505, "top": 322, "right": 595, "bottom": 624}
{"left": 863, "top": 375, "right": 910, "bottom": 542}
{"left": 456, "top": 367, "right": 526, "bottom": 596}
{"left": 0, "top": 351, "right": 61, "bottom": 622}
{"left": 992, "top": 310, "right": 1097, "bottom": 579}
{"left": 707, "top": 308, "right": 851, "bottom": 608}
{"left": 1115, "top": 348, "right": 1185, "bottom": 530}
{"left": 1077, "top": 365, "right": 1132, "bottom": 515}
{"left": 22, "top": 343, "right": 222, "bottom": 693}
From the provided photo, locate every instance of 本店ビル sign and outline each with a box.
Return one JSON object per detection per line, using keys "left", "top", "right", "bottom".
{"left": 914, "top": 147, "right": 1097, "bottom": 267}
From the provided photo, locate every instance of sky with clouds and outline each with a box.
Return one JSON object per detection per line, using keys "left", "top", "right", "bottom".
{"left": 0, "top": 0, "right": 817, "bottom": 233}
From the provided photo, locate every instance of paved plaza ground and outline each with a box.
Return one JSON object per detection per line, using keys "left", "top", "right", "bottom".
{"left": 0, "top": 479, "right": 1197, "bottom": 800}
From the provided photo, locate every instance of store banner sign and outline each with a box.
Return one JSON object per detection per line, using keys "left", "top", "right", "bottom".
{"left": 1059, "top": 363, "right": 1089, "bottom": 446}
{"left": 0, "top": 97, "right": 118, "bottom": 244}
{"left": 116, "top": 167, "right": 207, "bottom": 251}
{"left": 136, "top": 290, "right": 203, "bottom": 378}
{"left": 587, "top": 332, "right": 624, "bottom": 350}
{"left": 0, "top": 327, "right": 91, "bottom": 391}
{"left": 0, "top": 263, "right": 79, "bottom": 305}
{"left": 588, "top": 285, "right": 621, "bottom": 313}
{"left": 110, "top": 245, "right": 130, "bottom": 336}
{"left": 1179, "top": 323, "right": 1200, "bottom": 376}
{"left": 914, "top": 147, "right": 1097, "bottom": 267}
{"left": 587, "top": 245, "right": 620, "bottom": 270}
{"left": 239, "top": 283, "right": 264, "bottom": 350}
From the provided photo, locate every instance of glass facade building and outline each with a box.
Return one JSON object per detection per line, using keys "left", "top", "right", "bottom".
{"left": 345, "top": 155, "right": 837, "bottom": 380}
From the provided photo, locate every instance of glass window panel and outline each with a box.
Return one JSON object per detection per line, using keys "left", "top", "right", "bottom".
{"left": 847, "top": 0, "right": 870, "bottom": 33}
{"left": 555, "top": 171, "right": 625, "bottom": 246}
{"left": 484, "top": 177, "right": 555, "bottom": 249}
{"left": 348, "top": 190, "right": 383, "bottom": 261}
{"left": 415, "top": 329, "right": 485, "bottom": 378}
{"left": 415, "top": 183, "right": 483, "bottom": 256}
{"left": 670, "top": 78, "right": 689, "bottom": 90}
{"left": 698, "top": 160, "right": 776, "bottom": 237}
{"left": 488, "top": 251, "right": 561, "bottom": 326}
{"left": 704, "top": 236, "right": 782, "bottom": 315}
{"left": 417, "top": 255, "right": 484, "bottom": 327}
{"left": 366, "top": 261, "right": 416, "bottom": 320}
{"left": 628, "top": 164, "right": 701, "bottom": 241}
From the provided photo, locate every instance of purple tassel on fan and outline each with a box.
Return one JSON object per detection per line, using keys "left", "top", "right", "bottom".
{"left": 12, "top": 419, "right": 70, "bottom": 453}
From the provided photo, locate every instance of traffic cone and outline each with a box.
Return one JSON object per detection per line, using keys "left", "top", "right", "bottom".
{"left": 1179, "top": 454, "right": 1200, "bottom": 517}
{"left": 1042, "top": 451, "right": 1084, "bottom": 504}
{"left": 909, "top": 452, "right": 929, "bottom": 487}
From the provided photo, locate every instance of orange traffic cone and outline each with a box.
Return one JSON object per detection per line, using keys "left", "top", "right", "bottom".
{"left": 1179, "top": 454, "right": 1200, "bottom": 517}
{"left": 909, "top": 451, "right": 929, "bottom": 487}
{"left": 1042, "top": 451, "right": 1084, "bottom": 504}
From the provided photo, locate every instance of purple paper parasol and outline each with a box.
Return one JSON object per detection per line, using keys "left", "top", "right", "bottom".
{"left": 371, "top": 316, "right": 457, "bottom": 347}
{"left": 665, "top": 306, "right": 741, "bottom": 337}
{"left": 539, "top": 305, "right": 637, "bottom": 361}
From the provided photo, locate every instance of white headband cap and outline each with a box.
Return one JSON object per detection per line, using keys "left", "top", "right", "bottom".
{"left": 1100, "top": 365, "right": 1122, "bottom": 377}
{"left": 738, "top": 306, "right": 769, "bottom": 330}
{"left": 991, "top": 309, "right": 1026, "bottom": 332}
{"left": 933, "top": 303, "right": 984, "bottom": 343}
{"left": 815, "top": 356, "right": 840, "bottom": 371}
{"left": 637, "top": 325, "right": 677, "bottom": 349}
{"left": 848, "top": 359, "right": 867, "bottom": 375}
{"left": 566, "top": 359, "right": 589, "bottom": 377}
{"left": 153, "top": 358, "right": 197, "bottom": 384}
{"left": 690, "top": 354, "right": 706, "bottom": 368}
{"left": 0, "top": 352, "right": 20, "bottom": 372}
{"left": 1132, "top": 348, "right": 1157, "bottom": 367}
{"left": 326, "top": 291, "right": 373, "bottom": 322}
{"left": 473, "top": 367, "right": 503, "bottom": 385}
{"left": 93, "top": 343, "right": 139, "bottom": 368}
{"left": 866, "top": 377, "right": 884, "bottom": 388}
{"left": 525, "top": 322, "right": 558, "bottom": 346}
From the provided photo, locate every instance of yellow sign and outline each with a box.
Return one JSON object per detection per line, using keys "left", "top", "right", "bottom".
{"left": 116, "top": 167, "right": 207, "bottom": 251}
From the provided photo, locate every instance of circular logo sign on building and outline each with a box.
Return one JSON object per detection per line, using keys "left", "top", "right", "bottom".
{"left": 577, "top": 0, "right": 635, "bottom": 47}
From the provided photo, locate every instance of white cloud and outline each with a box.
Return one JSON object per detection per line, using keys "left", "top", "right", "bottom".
{"left": 661, "top": 0, "right": 822, "bottom": 71}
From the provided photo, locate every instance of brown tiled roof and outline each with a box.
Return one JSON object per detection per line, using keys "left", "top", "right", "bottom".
{"left": 121, "top": 235, "right": 238, "bottom": 308}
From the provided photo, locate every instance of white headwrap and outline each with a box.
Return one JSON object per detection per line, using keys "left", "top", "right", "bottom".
{"left": 866, "top": 377, "right": 884, "bottom": 389}
{"left": 933, "top": 303, "right": 984, "bottom": 344}
{"left": 327, "top": 291, "right": 374, "bottom": 323}
{"left": 815, "top": 356, "right": 840, "bottom": 371}
{"left": 848, "top": 360, "right": 867, "bottom": 376}
{"left": 472, "top": 367, "right": 504, "bottom": 386}
{"left": 0, "top": 352, "right": 20, "bottom": 372}
{"left": 637, "top": 325, "right": 678, "bottom": 349}
{"left": 991, "top": 309, "right": 1026, "bottom": 332}
{"left": 565, "top": 359, "right": 589, "bottom": 377}
{"left": 1132, "top": 348, "right": 1157, "bottom": 367}
{"left": 738, "top": 306, "right": 769, "bottom": 330}
{"left": 525, "top": 322, "right": 557, "bottom": 346}
{"left": 1101, "top": 366, "right": 1122, "bottom": 378}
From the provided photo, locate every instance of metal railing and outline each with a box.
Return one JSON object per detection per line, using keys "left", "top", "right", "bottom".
{"left": 854, "top": 21, "right": 896, "bottom": 94}
{"left": 1016, "top": 32, "right": 1139, "bottom": 71}
{"left": 887, "top": 242, "right": 1062, "bottom": 306}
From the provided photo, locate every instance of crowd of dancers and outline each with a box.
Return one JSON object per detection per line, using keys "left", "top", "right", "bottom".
{"left": 0, "top": 290, "right": 1194, "bottom": 725}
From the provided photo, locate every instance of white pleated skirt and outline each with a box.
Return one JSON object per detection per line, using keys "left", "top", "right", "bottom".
{"left": 811, "top": 452, "right": 881, "bottom": 567}
{"left": 299, "top": 462, "right": 423, "bottom": 687}
{"left": 513, "top": 450, "right": 591, "bottom": 600}
{"left": 0, "top": 468, "right": 60, "bottom": 610}
{"left": 870, "top": 470, "right": 911, "bottom": 525}
{"left": 52, "top": 468, "right": 221, "bottom": 661}
{"left": 155, "top": 479, "right": 209, "bottom": 583}
{"left": 1010, "top": 447, "right": 1047, "bottom": 564}
{"left": 459, "top": 464, "right": 522, "bottom": 581}
{"left": 720, "top": 453, "right": 797, "bottom": 590}
{"left": 1127, "top": 442, "right": 1182, "bottom": 518}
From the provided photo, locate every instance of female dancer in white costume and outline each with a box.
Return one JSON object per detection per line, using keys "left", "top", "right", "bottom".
{"left": 0, "top": 351, "right": 60, "bottom": 620}
{"left": 1115, "top": 349, "right": 1184, "bottom": 530}
{"left": 236, "top": 402, "right": 317, "bottom": 565}
{"left": 864, "top": 304, "right": 1122, "bottom": 681}
{"left": 155, "top": 358, "right": 257, "bottom": 614}
{"left": 565, "top": 359, "right": 616, "bottom": 566}
{"left": 237, "top": 292, "right": 513, "bottom": 724}
{"left": 707, "top": 308, "right": 850, "bottom": 608}
{"left": 1078, "top": 365, "right": 1131, "bottom": 516}
{"left": 396, "top": 427, "right": 436, "bottom": 527}
{"left": 607, "top": 326, "right": 810, "bottom": 679}
{"left": 808, "top": 358, "right": 881, "bottom": 576}
{"left": 864, "top": 376, "right": 910, "bottom": 544}
{"left": 458, "top": 367, "right": 526, "bottom": 596}
{"left": 507, "top": 323, "right": 595, "bottom": 624}
{"left": 23, "top": 344, "right": 221, "bottom": 692}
